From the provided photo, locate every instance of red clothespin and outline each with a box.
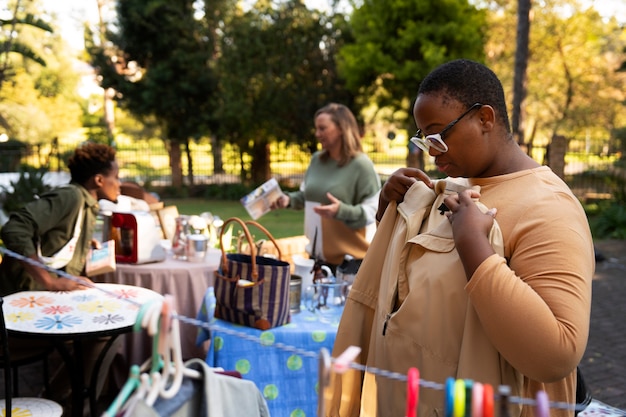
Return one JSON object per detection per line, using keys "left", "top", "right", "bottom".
{"left": 405, "top": 367, "right": 420, "bottom": 417}
{"left": 482, "top": 384, "right": 494, "bottom": 417}
{"left": 332, "top": 345, "right": 361, "bottom": 374}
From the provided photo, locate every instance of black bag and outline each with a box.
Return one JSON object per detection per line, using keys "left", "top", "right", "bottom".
{"left": 575, "top": 366, "right": 592, "bottom": 415}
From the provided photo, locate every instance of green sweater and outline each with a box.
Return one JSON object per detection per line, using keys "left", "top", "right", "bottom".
{"left": 286, "top": 152, "right": 380, "bottom": 264}
{"left": 287, "top": 152, "right": 380, "bottom": 229}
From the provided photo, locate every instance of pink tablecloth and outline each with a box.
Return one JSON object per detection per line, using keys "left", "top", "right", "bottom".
{"left": 98, "top": 248, "right": 220, "bottom": 367}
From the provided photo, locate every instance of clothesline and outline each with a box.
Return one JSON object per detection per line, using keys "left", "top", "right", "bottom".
{"left": 0, "top": 247, "right": 583, "bottom": 414}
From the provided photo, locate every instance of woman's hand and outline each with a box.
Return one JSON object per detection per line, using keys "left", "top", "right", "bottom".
{"left": 444, "top": 189, "right": 497, "bottom": 279}
{"left": 270, "top": 194, "right": 290, "bottom": 209}
{"left": 377, "top": 168, "right": 434, "bottom": 221}
{"left": 314, "top": 192, "right": 341, "bottom": 218}
{"left": 46, "top": 275, "right": 94, "bottom": 291}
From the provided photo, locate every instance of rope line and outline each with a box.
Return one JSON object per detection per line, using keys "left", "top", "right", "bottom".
{"left": 0, "top": 247, "right": 584, "bottom": 413}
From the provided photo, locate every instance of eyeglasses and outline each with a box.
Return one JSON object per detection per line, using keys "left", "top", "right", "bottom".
{"left": 410, "top": 103, "right": 483, "bottom": 153}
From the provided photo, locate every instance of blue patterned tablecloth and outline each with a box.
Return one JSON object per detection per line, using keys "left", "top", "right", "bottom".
{"left": 196, "top": 287, "right": 343, "bottom": 417}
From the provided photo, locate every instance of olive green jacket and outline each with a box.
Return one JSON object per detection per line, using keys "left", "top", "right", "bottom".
{"left": 0, "top": 183, "right": 98, "bottom": 295}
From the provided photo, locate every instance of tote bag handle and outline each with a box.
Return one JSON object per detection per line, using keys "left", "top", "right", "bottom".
{"left": 218, "top": 217, "right": 284, "bottom": 279}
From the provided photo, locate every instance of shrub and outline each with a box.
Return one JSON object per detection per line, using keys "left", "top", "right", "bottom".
{"left": 0, "top": 167, "right": 51, "bottom": 216}
{"left": 589, "top": 202, "right": 626, "bottom": 239}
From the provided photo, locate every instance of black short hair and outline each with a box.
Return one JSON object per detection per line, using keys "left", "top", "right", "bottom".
{"left": 68, "top": 142, "right": 116, "bottom": 184}
{"left": 418, "top": 59, "right": 511, "bottom": 133}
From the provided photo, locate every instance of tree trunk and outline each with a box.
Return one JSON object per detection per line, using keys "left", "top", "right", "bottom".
{"left": 251, "top": 140, "right": 271, "bottom": 184}
{"left": 185, "top": 139, "right": 194, "bottom": 186}
{"left": 97, "top": 0, "right": 116, "bottom": 142}
{"left": 512, "top": 0, "right": 531, "bottom": 148}
{"left": 167, "top": 140, "right": 184, "bottom": 188}
{"left": 211, "top": 134, "right": 224, "bottom": 174}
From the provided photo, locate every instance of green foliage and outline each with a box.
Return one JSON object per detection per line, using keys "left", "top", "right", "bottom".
{"left": 197, "top": 184, "right": 254, "bottom": 201}
{"left": 0, "top": 11, "right": 54, "bottom": 87}
{"left": 163, "top": 198, "right": 304, "bottom": 239}
{"left": 339, "top": 0, "right": 487, "bottom": 127}
{"left": 0, "top": 139, "right": 27, "bottom": 172}
{"left": 589, "top": 202, "right": 626, "bottom": 239}
{"left": 213, "top": 0, "right": 355, "bottom": 182}
{"left": 0, "top": 167, "right": 51, "bottom": 215}
{"left": 88, "top": 0, "right": 219, "bottom": 187}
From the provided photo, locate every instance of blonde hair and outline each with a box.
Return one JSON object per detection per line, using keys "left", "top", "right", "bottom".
{"left": 315, "top": 103, "right": 363, "bottom": 166}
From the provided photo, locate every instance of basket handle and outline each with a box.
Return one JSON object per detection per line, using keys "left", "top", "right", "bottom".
{"left": 244, "top": 220, "right": 283, "bottom": 261}
{"left": 219, "top": 217, "right": 257, "bottom": 278}
{"left": 218, "top": 218, "right": 284, "bottom": 280}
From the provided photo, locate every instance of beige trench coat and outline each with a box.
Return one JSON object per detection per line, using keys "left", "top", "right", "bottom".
{"left": 326, "top": 179, "right": 522, "bottom": 417}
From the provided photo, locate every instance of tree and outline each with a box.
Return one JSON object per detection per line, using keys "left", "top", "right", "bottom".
{"left": 214, "top": 0, "right": 355, "bottom": 183}
{"left": 338, "top": 0, "right": 487, "bottom": 129}
{"left": 511, "top": 0, "right": 531, "bottom": 147}
{"left": 0, "top": 0, "right": 54, "bottom": 132}
{"left": 0, "top": 0, "right": 52, "bottom": 89}
{"left": 89, "top": 0, "right": 218, "bottom": 188}
{"left": 524, "top": 3, "right": 626, "bottom": 154}
{"left": 0, "top": 0, "right": 83, "bottom": 153}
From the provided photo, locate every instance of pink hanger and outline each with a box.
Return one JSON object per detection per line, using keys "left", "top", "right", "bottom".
{"left": 405, "top": 367, "right": 420, "bottom": 417}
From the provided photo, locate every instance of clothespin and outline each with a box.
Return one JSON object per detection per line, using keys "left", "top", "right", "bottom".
{"left": 498, "top": 385, "right": 511, "bottom": 417}
{"left": 535, "top": 390, "right": 549, "bottom": 417}
{"left": 405, "top": 367, "right": 420, "bottom": 417}
{"left": 482, "top": 384, "right": 494, "bottom": 417}
{"left": 317, "top": 348, "right": 331, "bottom": 417}
{"left": 453, "top": 379, "right": 466, "bottom": 417}
{"left": 445, "top": 377, "right": 455, "bottom": 417}
{"left": 464, "top": 380, "right": 473, "bottom": 417}
{"left": 332, "top": 345, "right": 361, "bottom": 374}
{"left": 471, "top": 382, "right": 483, "bottom": 417}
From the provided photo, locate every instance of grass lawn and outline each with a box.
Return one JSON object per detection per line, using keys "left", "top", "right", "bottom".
{"left": 162, "top": 198, "right": 305, "bottom": 239}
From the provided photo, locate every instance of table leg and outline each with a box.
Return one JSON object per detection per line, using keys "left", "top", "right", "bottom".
{"left": 52, "top": 338, "right": 85, "bottom": 417}
{"left": 88, "top": 334, "right": 121, "bottom": 416}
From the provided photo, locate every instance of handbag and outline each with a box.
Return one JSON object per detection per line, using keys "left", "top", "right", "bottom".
{"left": 575, "top": 366, "right": 592, "bottom": 415}
{"left": 213, "top": 217, "right": 291, "bottom": 330}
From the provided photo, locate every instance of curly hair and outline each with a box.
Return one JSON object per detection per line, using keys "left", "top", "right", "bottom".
{"left": 418, "top": 59, "right": 512, "bottom": 134}
{"left": 315, "top": 103, "right": 363, "bottom": 166}
{"left": 68, "top": 142, "right": 117, "bottom": 184}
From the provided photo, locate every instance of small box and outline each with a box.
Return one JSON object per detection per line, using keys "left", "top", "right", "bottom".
{"left": 240, "top": 178, "right": 283, "bottom": 220}
{"left": 86, "top": 239, "right": 117, "bottom": 276}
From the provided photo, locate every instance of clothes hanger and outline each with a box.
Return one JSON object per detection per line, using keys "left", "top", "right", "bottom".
{"left": 102, "top": 364, "right": 141, "bottom": 417}
{"left": 120, "top": 373, "right": 152, "bottom": 416}
{"left": 102, "top": 299, "right": 163, "bottom": 417}
{"left": 144, "top": 295, "right": 202, "bottom": 405}
{"left": 317, "top": 348, "right": 331, "bottom": 417}
{"left": 405, "top": 367, "right": 420, "bottom": 417}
